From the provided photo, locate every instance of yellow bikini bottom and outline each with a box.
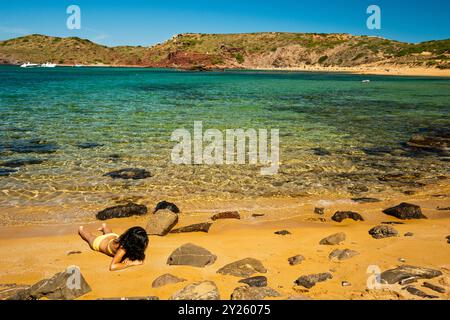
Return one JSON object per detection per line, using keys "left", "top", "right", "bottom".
{"left": 92, "top": 233, "right": 119, "bottom": 255}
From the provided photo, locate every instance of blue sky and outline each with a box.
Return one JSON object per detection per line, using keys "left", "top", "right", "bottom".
{"left": 0, "top": 0, "right": 449, "bottom": 46}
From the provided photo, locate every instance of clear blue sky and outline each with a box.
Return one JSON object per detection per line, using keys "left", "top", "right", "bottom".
{"left": 0, "top": 0, "right": 449, "bottom": 46}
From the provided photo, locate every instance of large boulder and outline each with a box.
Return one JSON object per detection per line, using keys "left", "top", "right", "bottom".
{"left": 170, "top": 281, "right": 220, "bottom": 300}
{"left": 217, "top": 258, "right": 267, "bottom": 278}
{"left": 328, "top": 249, "right": 359, "bottom": 261}
{"left": 0, "top": 284, "right": 30, "bottom": 300}
{"left": 380, "top": 265, "right": 443, "bottom": 284}
{"left": 104, "top": 168, "right": 151, "bottom": 180}
{"left": 154, "top": 201, "right": 180, "bottom": 214}
{"left": 8, "top": 267, "right": 91, "bottom": 300}
{"left": 167, "top": 243, "right": 217, "bottom": 267}
{"left": 96, "top": 203, "right": 148, "bottom": 220}
{"left": 151, "top": 274, "right": 186, "bottom": 288}
{"left": 170, "top": 222, "right": 212, "bottom": 234}
{"left": 319, "top": 232, "right": 346, "bottom": 245}
{"left": 146, "top": 209, "right": 178, "bottom": 236}
{"left": 382, "top": 203, "right": 427, "bottom": 220}
{"left": 238, "top": 276, "right": 267, "bottom": 288}
{"left": 211, "top": 211, "right": 240, "bottom": 221}
{"left": 230, "top": 286, "right": 280, "bottom": 300}
{"left": 331, "top": 211, "right": 364, "bottom": 223}
{"left": 294, "top": 273, "right": 333, "bottom": 289}
{"left": 369, "top": 225, "right": 399, "bottom": 239}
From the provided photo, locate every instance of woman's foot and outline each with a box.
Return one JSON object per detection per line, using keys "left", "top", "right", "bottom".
{"left": 97, "top": 223, "right": 107, "bottom": 232}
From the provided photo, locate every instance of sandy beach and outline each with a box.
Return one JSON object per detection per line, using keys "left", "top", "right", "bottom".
{"left": 1, "top": 180, "right": 449, "bottom": 300}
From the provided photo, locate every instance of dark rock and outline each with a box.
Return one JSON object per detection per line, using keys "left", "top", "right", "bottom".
{"left": 274, "top": 230, "right": 291, "bottom": 235}
{"left": 404, "top": 232, "right": 414, "bottom": 237}
{"left": 294, "top": 273, "right": 333, "bottom": 289}
{"left": 154, "top": 200, "right": 180, "bottom": 214}
{"left": 422, "top": 282, "right": 446, "bottom": 294}
{"left": 381, "top": 221, "right": 405, "bottom": 225}
{"left": 405, "top": 286, "right": 438, "bottom": 299}
{"left": 3, "top": 139, "right": 58, "bottom": 154}
{"left": 383, "top": 202, "right": 427, "bottom": 220}
{"left": 252, "top": 214, "right": 265, "bottom": 218}
{"left": 230, "top": 286, "right": 280, "bottom": 300}
{"left": 380, "top": 265, "right": 443, "bottom": 284}
{"left": 311, "top": 148, "right": 331, "bottom": 156}
{"left": 211, "top": 211, "right": 240, "bottom": 221}
{"left": 0, "top": 168, "right": 17, "bottom": 176}
{"left": 167, "top": 243, "right": 217, "bottom": 267}
{"left": 328, "top": 249, "right": 359, "bottom": 261}
{"left": 98, "top": 296, "right": 159, "bottom": 300}
{"left": 238, "top": 276, "right": 267, "bottom": 287}
{"left": 437, "top": 206, "right": 450, "bottom": 211}
{"left": 314, "top": 207, "right": 324, "bottom": 215}
{"left": 78, "top": 142, "right": 103, "bottom": 149}
{"left": 104, "top": 168, "right": 151, "bottom": 180}
{"left": 96, "top": 202, "right": 148, "bottom": 220}
{"left": 347, "top": 185, "right": 369, "bottom": 194}
{"left": 170, "top": 222, "right": 212, "bottom": 234}
{"left": 0, "top": 284, "right": 31, "bottom": 300}
{"left": 1, "top": 158, "right": 44, "bottom": 168}
{"left": 288, "top": 255, "right": 305, "bottom": 266}
{"left": 319, "top": 232, "right": 346, "bottom": 245}
{"left": 146, "top": 209, "right": 178, "bottom": 236}
{"left": 351, "top": 197, "right": 381, "bottom": 203}
{"left": 447, "top": 235, "right": 450, "bottom": 244}
{"left": 151, "top": 274, "right": 186, "bottom": 288}
{"left": 369, "top": 225, "right": 399, "bottom": 239}
{"left": 8, "top": 267, "right": 91, "bottom": 300}
{"left": 331, "top": 211, "right": 364, "bottom": 222}
{"left": 362, "top": 146, "right": 393, "bottom": 156}
{"left": 67, "top": 251, "right": 82, "bottom": 256}
{"left": 217, "top": 258, "right": 267, "bottom": 278}
{"left": 170, "top": 281, "right": 220, "bottom": 300}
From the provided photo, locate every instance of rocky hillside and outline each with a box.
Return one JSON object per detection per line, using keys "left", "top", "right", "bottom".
{"left": 0, "top": 33, "right": 449, "bottom": 70}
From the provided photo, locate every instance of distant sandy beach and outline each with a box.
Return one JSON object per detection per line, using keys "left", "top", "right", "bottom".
{"left": 1, "top": 180, "right": 449, "bottom": 300}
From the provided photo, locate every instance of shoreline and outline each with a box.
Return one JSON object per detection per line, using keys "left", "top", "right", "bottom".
{"left": 3, "top": 63, "right": 450, "bottom": 77}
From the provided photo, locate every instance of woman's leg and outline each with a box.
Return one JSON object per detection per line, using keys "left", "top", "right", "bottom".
{"left": 97, "top": 223, "right": 113, "bottom": 234}
{"left": 78, "top": 226, "right": 96, "bottom": 249}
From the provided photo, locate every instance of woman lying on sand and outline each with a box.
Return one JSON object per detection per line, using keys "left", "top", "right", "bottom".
{"left": 78, "top": 224, "right": 149, "bottom": 271}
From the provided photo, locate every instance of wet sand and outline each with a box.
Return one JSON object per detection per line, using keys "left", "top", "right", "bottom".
{"left": 0, "top": 182, "right": 449, "bottom": 300}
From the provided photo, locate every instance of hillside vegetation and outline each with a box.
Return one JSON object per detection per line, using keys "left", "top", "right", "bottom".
{"left": 0, "top": 33, "right": 449, "bottom": 70}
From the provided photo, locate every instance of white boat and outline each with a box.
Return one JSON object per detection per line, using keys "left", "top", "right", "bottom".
{"left": 20, "top": 62, "right": 39, "bottom": 68}
{"left": 41, "top": 62, "right": 56, "bottom": 68}
{"left": 74, "top": 64, "right": 83, "bottom": 67}
{"left": 362, "top": 79, "right": 371, "bottom": 83}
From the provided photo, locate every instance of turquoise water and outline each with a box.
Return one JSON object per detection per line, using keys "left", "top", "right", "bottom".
{"left": 0, "top": 66, "right": 449, "bottom": 224}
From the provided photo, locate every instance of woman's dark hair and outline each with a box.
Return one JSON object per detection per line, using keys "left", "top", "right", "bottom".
{"left": 117, "top": 226, "right": 149, "bottom": 261}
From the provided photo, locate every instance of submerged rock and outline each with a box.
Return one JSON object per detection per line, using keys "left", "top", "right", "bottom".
{"left": 3, "top": 139, "right": 58, "bottom": 154}
{"left": 146, "top": 209, "right": 178, "bottom": 236}
{"left": 369, "top": 225, "right": 399, "bottom": 239}
{"left": 1, "top": 158, "right": 44, "bottom": 167}
{"left": 274, "top": 230, "right": 291, "bottom": 235}
{"left": 0, "top": 168, "right": 17, "bottom": 176}
{"left": 407, "top": 128, "right": 450, "bottom": 152}
{"left": 405, "top": 286, "right": 438, "bottom": 299}
{"left": 217, "top": 258, "right": 267, "bottom": 278}
{"left": 294, "top": 273, "right": 333, "bottom": 289}
{"left": 328, "top": 249, "right": 359, "bottom": 261}
{"left": 211, "top": 211, "right": 240, "bottom": 221}
{"left": 351, "top": 197, "right": 381, "bottom": 203}
{"left": 380, "top": 265, "right": 443, "bottom": 284}
{"left": 230, "top": 286, "right": 280, "bottom": 300}
{"left": 170, "top": 281, "right": 220, "bottom": 300}
{"left": 154, "top": 200, "right": 180, "bottom": 214}
{"left": 8, "top": 267, "right": 91, "bottom": 300}
{"left": 238, "top": 276, "right": 268, "bottom": 288}
{"left": 383, "top": 203, "right": 427, "bottom": 220}
{"left": 288, "top": 255, "right": 305, "bottom": 266}
{"left": 311, "top": 148, "right": 331, "bottom": 156}
{"left": 77, "top": 142, "right": 104, "bottom": 149}
{"left": 314, "top": 207, "right": 325, "bottom": 215}
{"left": 170, "top": 222, "right": 212, "bottom": 234}
{"left": 104, "top": 168, "right": 151, "bottom": 180}
{"left": 96, "top": 203, "right": 148, "bottom": 220}
{"left": 151, "top": 274, "right": 186, "bottom": 288}
{"left": 319, "top": 232, "right": 346, "bottom": 245}
{"left": 331, "top": 211, "right": 364, "bottom": 223}
{"left": 167, "top": 243, "right": 217, "bottom": 267}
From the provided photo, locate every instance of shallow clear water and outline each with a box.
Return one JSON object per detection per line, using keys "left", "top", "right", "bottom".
{"left": 0, "top": 66, "right": 449, "bottom": 223}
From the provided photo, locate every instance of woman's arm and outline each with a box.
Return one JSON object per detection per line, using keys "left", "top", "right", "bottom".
{"left": 109, "top": 248, "right": 131, "bottom": 271}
